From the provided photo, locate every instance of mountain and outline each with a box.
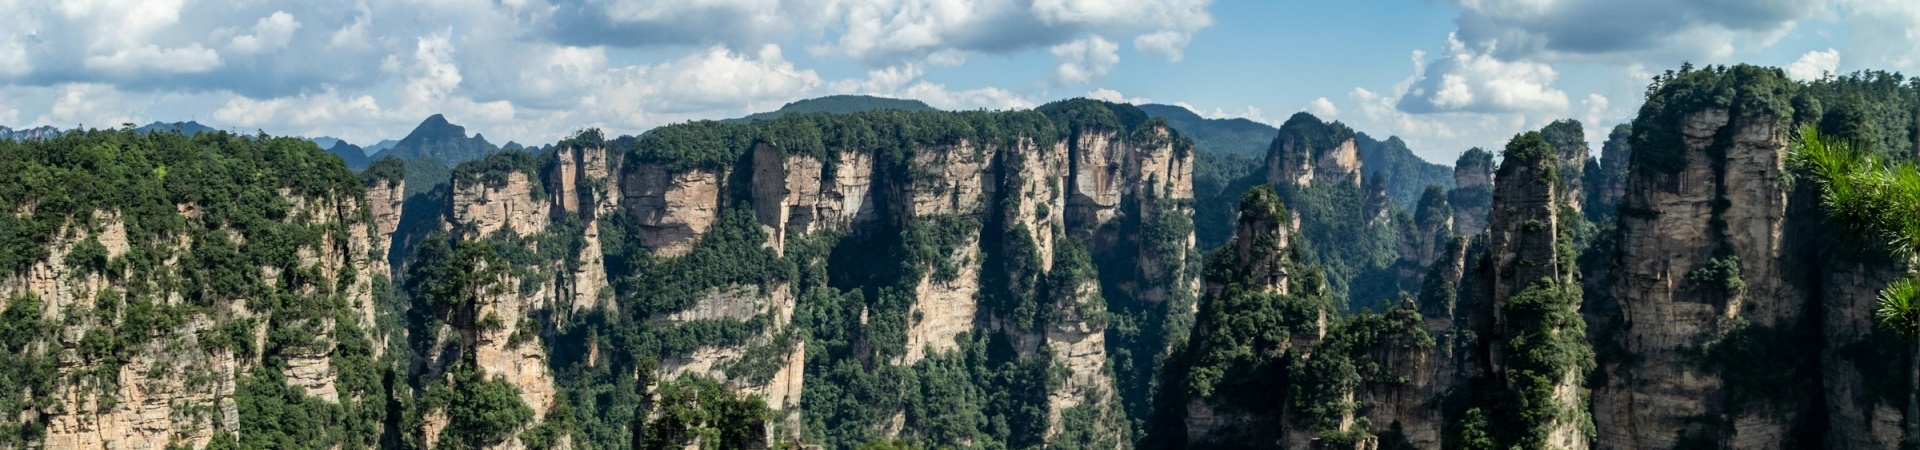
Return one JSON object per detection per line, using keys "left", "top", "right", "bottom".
{"left": 733, "top": 94, "right": 938, "bottom": 122}
{"left": 382, "top": 114, "right": 500, "bottom": 196}
{"left": 308, "top": 136, "right": 343, "bottom": 150}
{"left": 384, "top": 114, "right": 497, "bottom": 162}
{"left": 0, "top": 125, "right": 62, "bottom": 141}
{"left": 17, "top": 64, "right": 1920, "bottom": 450}
{"left": 1355, "top": 132, "right": 1456, "bottom": 206}
{"left": 0, "top": 100, "right": 1199, "bottom": 449}
{"left": 1142, "top": 104, "right": 1454, "bottom": 206}
{"left": 326, "top": 141, "right": 372, "bottom": 169}
{"left": 134, "top": 120, "right": 219, "bottom": 136}
{"left": 364, "top": 139, "right": 399, "bottom": 155}
{"left": 1139, "top": 103, "right": 1277, "bottom": 157}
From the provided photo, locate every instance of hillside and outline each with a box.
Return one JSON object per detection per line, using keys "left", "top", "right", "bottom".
{"left": 133, "top": 121, "right": 220, "bottom": 136}
{"left": 733, "top": 95, "right": 938, "bottom": 122}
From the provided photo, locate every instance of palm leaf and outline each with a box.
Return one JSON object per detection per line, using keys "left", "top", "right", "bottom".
{"left": 1878, "top": 276, "right": 1920, "bottom": 337}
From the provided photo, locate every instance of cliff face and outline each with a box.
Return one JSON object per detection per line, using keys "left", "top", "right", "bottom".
{"left": 1, "top": 132, "right": 398, "bottom": 450}
{"left": 1472, "top": 132, "right": 1593, "bottom": 450}
{"left": 406, "top": 103, "right": 1199, "bottom": 449}
{"left": 1592, "top": 105, "right": 1804, "bottom": 448}
{"left": 1449, "top": 148, "right": 1495, "bottom": 236}
{"left": 1266, "top": 113, "right": 1361, "bottom": 189}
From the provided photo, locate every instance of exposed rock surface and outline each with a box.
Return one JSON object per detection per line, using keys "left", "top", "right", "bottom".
{"left": 1474, "top": 132, "right": 1591, "bottom": 450}
{"left": 623, "top": 165, "right": 722, "bottom": 257}
{"left": 1592, "top": 108, "right": 1802, "bottom": 449}
{"left": 452, "top": 171, "right": 551, "bottom": 239}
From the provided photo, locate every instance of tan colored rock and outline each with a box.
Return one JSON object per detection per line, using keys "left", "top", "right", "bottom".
{"left": 453, "top": 171, "right": 551, "bottom": 239}
{"left": 909, "top": 141, "right": 994, "bottom": 217}
{"left": 1068, "top": 131, "right": 1125, "bottom": 229}
{"left": 1594, "top": 109, "right": 1802, "bottom": 449}
{"left": 368, "top": 178, "right": 406, "bottom": 255}
{"left": 624, "top": 164, "right": 722, "bottom": 257}
{"left": 819, "top": 151, "right": 877, "bottom": 232}
{"left": 904, "top": 239, "right": 983, "bottom": 364}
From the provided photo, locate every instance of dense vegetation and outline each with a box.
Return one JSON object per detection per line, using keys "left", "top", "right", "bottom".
{"left": 734, "top": 95, "right": 939, "bottom": 122}
{"left": 0, "top": 127, "right": 403, "bottom": 448}
{"left": 1154, "top": 186, "right": 1432, "bottom": 447}
{"left": 1356, "top": 133, "right": 1456, "bottom": 207}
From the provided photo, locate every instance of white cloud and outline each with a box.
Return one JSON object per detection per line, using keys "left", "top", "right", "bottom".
{"left": 1086, "top": 88, "right": 1150, "bottom": 104}
{"left": 1834, "top": 0, "right": 1920, "bottom": 73}
{"left": 1051, "top": 36, "right": 1120, "bottom": 84}
{"left": 1785, "top": 48, "right": 1841, "bottom": 81}
{"left": 84, "top": 44, "right": 222, "bottom": 74}
{"left": 823, "top": 0, "right": 1212, "bottom": 66}
{"left": 1133, "top": 31, "right": 1191, "bottom": 61}
{"left": 227, "top": 12, "right": 301, "bottom": 54}
{"left": 1308, "top": 97, "right": 1339, "bottom": 119}
{"left": 40, "top": 83, "right": 142, "bottom": 128}
{"left": 1398, "top": 33, "right": 1570, "bottom": 114}
{"left": 646, "top": 44, "right": 823, "bottom": 113}
{"left": 1446, "top": 0, "right": 1824, "bottom": 63}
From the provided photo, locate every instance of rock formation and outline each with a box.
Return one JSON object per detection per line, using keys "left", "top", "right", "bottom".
{"left": 1449, "top": 147, "right": 1495, "bottom": 235}
{"left": 1266, "top": 113, "right": 1362, "bottom": 189}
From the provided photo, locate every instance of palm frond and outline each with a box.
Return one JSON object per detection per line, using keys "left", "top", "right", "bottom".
{"left": 1877, "top": 276, "right": 1920, "bottom": 337}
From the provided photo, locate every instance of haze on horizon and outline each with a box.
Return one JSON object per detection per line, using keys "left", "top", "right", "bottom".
{"left": 0, "top": 0, "right": 1910, "bottom": 163}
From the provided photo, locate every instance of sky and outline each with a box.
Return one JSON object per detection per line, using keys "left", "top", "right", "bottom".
{"left": 0, "top": 0, "right": 1914, "bottom": 164}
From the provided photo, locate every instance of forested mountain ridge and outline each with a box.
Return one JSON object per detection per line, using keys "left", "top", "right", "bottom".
{"left": 732, "top": 95, "right": 938, "bottom": 122}
{"left": 0, "top": 100, "right": 1201, "bottom": 449}
{"left": 12, "top": 64, "right": 1920, "bottom": 450}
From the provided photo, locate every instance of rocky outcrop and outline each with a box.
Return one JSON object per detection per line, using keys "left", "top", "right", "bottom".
{"left": 12, "top": 189, "right": 389, "bottom": 449}
{"left": 1542, "top": 119, "right": 1591, "bottom": 211}
{"left": 1591, "top": 124, "right": 1632, "bottom": 218}
{"left": 1449, "top": 147, "right": 1494, "bottom": 235}
{"left": 369, "top": 177, "right": 407, "bottom": 255}
{"left": 1592, "top": 106, "right": 1799, "bottom": 448}
{"left": 452, "top": 171, "right": 551, "bottom": 239}
{"left": 1266, "top": 113, "right": 1361, "bottom": 189}
{"left": 1472, "top": 132, "right": 1591, "bottom": 450}
{"left": 624, "top": 164, "right": 722, "bottom": 258}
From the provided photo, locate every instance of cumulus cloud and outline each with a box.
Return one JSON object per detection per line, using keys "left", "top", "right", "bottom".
{"left": 1086, "top": 88, "right": 1150, "bottom": 104}
{"left": 0, "top": 0, "right": 1219, "bottom": 144}
{"left": 227, "top": 12, "right": 301, "bottom": 54}
{"left": 1134, "top": 31, "right": 1191, "bottom": 61}
{"left": 1052, "top": 36, "right": 1120, "bottom": 83}
{"left": 1785, "top": 48, "right": 1841, "bottom": 81}
{"left": 1447, "top": 0, "right": 1823, "bottom": 62}
{"left": 824, "top": 0, "right": 1211, "bottom": 66}
{"left": 1830, "top": 0, "right": 1920, "bottom": 72}
{"left": 1397, "top": 34, "right": 1570, "bottom": 114}
{"left": 642, "top": 44, "right": 823, "bottom": 113}
{"left": 1308, "top": 97, "right": 1339, "bottom": 119}
{"left": 83, "top": 44, "right": 222, "bottom": 74}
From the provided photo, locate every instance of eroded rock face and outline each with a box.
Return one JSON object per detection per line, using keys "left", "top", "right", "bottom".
{"left": 1269, "top": 136, "right": 1362, "bottom": 189}
{"left": 624, "top": 165, "right": 723, "bottom": 258}
{"left": 14, "top": 189, "right": 388, "bottom": 449}
{"left": 1474, "top": 134, "right": 1590, "bottom": 450}
{"left": 369, "top": 178, "right": 407, "bottom": 256}
{"left": 1450, "top": 150, "right": 1495, "bottom": 236}
{"left": 909, "top": 141, "right": 996, "bottom": 218}
{"left": 471, "top": 272, "right": 560, "bottom": 423}
{"left": 453, "top": 171, "right": 551, "bottom": 240}
{"left": 905, "top": 241, "right": 983, "bottom": 364}
{"left": 1593, "top": 108, "right": 1802, "bottom": 449}
{"left": 1068, "top": 131, "right": 1126, "bottom": 228}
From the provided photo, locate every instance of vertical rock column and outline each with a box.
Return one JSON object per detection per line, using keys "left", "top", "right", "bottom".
{"left": 1473, "top": 132, "right": 1593, "bottom": 450}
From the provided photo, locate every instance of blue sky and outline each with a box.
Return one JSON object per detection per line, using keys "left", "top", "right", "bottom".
{"left": 0, "top": 0, "right": 1911, "bottom": 164}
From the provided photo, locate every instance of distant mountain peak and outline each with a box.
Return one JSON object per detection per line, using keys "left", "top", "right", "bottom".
{"left": 734, "top": 95, "right": 939, "bottom": 122}
{"left": 135, "top": 121, "right": 219, "bottom": 136}
{"left": 386, "top": 114, "right": 499, "bottom": 164}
